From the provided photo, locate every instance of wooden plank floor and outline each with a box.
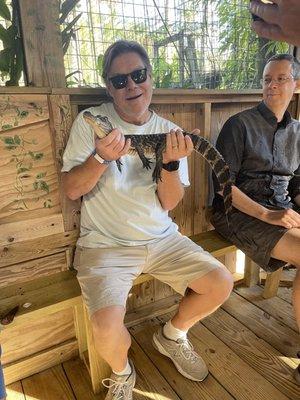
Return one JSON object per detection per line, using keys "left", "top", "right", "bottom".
{"left": 5, "top": 280, "right": 299, "bottom": 400}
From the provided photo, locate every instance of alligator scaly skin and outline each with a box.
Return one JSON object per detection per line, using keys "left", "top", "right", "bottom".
{"left": 83, "top": 111, "right": 232, "bottom": 224}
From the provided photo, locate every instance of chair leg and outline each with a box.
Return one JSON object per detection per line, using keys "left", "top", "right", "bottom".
{"left": 83, "top": 305, "right": 111, "bottom": 394}
{"left": 244, "top": 256, "right": 260, "bottom": 287}
{"left": 262, "top": 267, "right": 283, "bottom": 299}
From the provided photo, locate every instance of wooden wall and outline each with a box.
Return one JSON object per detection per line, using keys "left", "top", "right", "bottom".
{"left": 0, "top": 87, "right": 299, "bottom": 378}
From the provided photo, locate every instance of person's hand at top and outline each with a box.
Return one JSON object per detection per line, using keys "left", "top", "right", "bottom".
{"left": 250, "top": 0, "right": 300, "bottom": 47}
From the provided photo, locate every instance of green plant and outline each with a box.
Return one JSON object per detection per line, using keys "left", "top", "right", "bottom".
{"left": 0, "top": 0, "right": 23, "bottom": 86}
{"left": 59, "top": 0, "right": 82, "bottom": 55}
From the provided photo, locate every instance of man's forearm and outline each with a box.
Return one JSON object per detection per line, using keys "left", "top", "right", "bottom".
{"left": 157, "top": 170, "right": 184, "bottom": 210}
{"left": 62, "top": 155, "right": 108, "bottom": 200}
{"left": 231, "top": 185, "right": 268, "bottom": 220}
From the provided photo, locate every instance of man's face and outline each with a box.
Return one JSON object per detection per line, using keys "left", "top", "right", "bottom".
{"left": 106, "top": 52, "right": 153, "bottom": 123}
{"left": 262, "top": 60, "right": 297, "bottom": 110}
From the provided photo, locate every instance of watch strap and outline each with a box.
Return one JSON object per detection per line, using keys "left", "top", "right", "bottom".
{"left": 92, "top": 150, "right": 110, "bottom": 165}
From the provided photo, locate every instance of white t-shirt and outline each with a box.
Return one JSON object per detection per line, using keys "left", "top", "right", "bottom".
{"left": 62, "top": 102, "right": 190, "bottom": 247}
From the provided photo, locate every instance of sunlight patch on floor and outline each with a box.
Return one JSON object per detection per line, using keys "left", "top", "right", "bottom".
{"left": 278, "top": 355, "right": 300, "bottom": 367}
{"left": 133, "top": 388, "right": 172, "bottom": 400}
{"left": 6, "top": 386, "right": 37, "bottom": 400}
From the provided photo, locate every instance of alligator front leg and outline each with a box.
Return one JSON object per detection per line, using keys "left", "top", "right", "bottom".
{"left": 134, "top": 143, "right": 152, "bottom": 170}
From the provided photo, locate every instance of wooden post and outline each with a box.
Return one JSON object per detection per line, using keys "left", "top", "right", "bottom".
{"left": 73, "top": 303, "right": 87, "bottom": 359}
{"left": 48, "top": 95, "right": 81, "bottom": 232}
{"left": 244, "top": 256, "right": 260, "bottom": 287}
{"left": 83, "top": 306, "right": 110, "bottom": 393}
{"left": 262, "top": 267, "right": 283, "bottom": 299}
{"left": 18, "top": 0, "right": 66, "bottom": 87}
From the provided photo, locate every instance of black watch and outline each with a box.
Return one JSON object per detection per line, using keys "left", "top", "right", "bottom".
{"left": 162, "top": 160, "right": 180, "bottom": 172}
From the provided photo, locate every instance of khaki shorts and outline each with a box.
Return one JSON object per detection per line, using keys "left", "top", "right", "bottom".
{"left": 73, "top": 232, "right": 224, "bottom": 317}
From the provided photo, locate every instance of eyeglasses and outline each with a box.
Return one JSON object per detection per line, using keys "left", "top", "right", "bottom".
{"left": 108, "top": 68, "right": 148, "bottom": 89}
{"left": 260, "top": 76, "right": 293, "bottom": 86}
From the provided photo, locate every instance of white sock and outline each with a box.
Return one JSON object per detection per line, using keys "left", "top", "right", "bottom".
{"left": 163, "top": 320, "right": 187, "bottom": 341}
{"left": 113, "top": 359, "right": 132, "bottom": 376}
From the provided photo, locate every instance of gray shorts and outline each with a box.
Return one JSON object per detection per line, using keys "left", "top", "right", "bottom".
{"left": 73, "top": 232, "right": 225, "bottom": 317}
{"left": 211, "top": 205, "right": 300, "bottom": 272}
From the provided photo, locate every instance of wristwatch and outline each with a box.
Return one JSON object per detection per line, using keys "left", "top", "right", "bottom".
{"left": 92, "top": 149, "right": 110, "bottom": 165}
{"left": 162, "top": 160, "right": 180, "bottom": 172}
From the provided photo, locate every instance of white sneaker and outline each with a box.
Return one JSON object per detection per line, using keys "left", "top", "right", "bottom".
{"left": 153, "top": 326, "right": 208, "bottom": 381}
{"left": 102, "top": 359, "right": 136, "bottom": 400}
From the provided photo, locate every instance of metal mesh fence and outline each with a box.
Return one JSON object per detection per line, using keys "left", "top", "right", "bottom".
{"left": 0, "top": 0, "right": 291, "bottom": 88}
{"left": 63, "top": 0, "right": 290, "bottom": 89}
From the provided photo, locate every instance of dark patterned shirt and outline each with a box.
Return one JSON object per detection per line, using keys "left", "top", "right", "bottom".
{"left": 214, "top": 101, "right": 300, "bottom": 208}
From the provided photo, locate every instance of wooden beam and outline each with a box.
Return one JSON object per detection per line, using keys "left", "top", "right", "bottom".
{"left": 18, "top": 0, "right": 66, "bottom": 87}
{"left": 0, "top": 270, "right": 81, "bottom": 324}
{"left": 48, "top": 95, "right": 81, "bottom": 231}
{"left": 0, "top": 230, "right": 78, "bottom": 268}
{"left": 0, "top": 87, "right": 51, "bottom": 94}
{"left": 3, "top": 338, "right": 78, "bottom": 384}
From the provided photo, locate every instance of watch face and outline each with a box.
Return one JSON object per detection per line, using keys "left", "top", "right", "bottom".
{"left": 162, "top": 161, "right": 180, "bottom": 171}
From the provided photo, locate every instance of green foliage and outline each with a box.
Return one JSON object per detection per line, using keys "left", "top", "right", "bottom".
{"left": 217, "top": 0, "right": 289, "bottom": 89}
{"left": 0, "top": 0, "right": 24, "bottom": 86}
{"left": 59, "top": 0, "right": 82, "bottom": 55}
{"left": 0, "top": 0, "right": 10, "bottom": 21}
{"left": 96, "top": 54, "right": 104, "bottom": 79}
{"left": 153, "top": 56, "right": 179, "bottom": 88}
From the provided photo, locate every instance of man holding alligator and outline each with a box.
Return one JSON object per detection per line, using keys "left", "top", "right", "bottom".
{"left": 211, "top": 54, "right": 300, "bottom": 382}
{"left": 62, "top": 40, "right": 233, "bottom": 399}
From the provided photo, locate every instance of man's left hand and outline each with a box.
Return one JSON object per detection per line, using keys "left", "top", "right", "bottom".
{"left": 163, "top": 128, "right": 198, "bottom": 164}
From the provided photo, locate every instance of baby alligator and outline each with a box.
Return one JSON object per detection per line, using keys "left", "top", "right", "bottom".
{"left": 83, "top": 111, "right": 232, "bottom": 222}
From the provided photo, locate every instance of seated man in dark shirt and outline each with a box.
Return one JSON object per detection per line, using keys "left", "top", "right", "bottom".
{"left": 211, "top": 53, "right": 300, "bottom": 381}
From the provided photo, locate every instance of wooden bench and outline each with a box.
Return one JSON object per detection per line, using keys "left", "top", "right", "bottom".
{"left": 0, "top": 229, "right": 272, "bottom": 392}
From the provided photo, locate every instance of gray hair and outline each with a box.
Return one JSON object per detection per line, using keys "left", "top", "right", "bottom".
{"left": 102, "top": 40, "right": 152, "bottom": 84}
{"left": 265, "top": 54, "right": 300, "bottom": 80}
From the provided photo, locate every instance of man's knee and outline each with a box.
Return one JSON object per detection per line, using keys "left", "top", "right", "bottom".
{"left": 211, "top": 268, "right": 234, "bottom": 302}
{"left": 91, "top": 306, "right": 125, "bottom": 340}
{"left": 272, "top": 229, "right": 300, "bottom": 266}
{"left": 191, "top": 267, "right": 234, "bottom": 303}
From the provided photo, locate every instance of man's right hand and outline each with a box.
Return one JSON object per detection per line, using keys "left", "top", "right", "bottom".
{"left": 95, "top": 128, "right": 131, "bottom": 161}
{"left": 261, "top": 208, "right": 300, "bottom": 229}
{"left": 250, "top": 0, "right": 300, "bottom": 47}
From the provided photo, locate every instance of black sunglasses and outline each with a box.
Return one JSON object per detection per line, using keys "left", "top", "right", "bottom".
{"left": 109, "top": 68, "right": 148, "bottom": 89}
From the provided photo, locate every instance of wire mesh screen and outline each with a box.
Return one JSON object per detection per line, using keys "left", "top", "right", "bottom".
{"left": 64, "top": 0, "right": 290, "bottom": 89}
